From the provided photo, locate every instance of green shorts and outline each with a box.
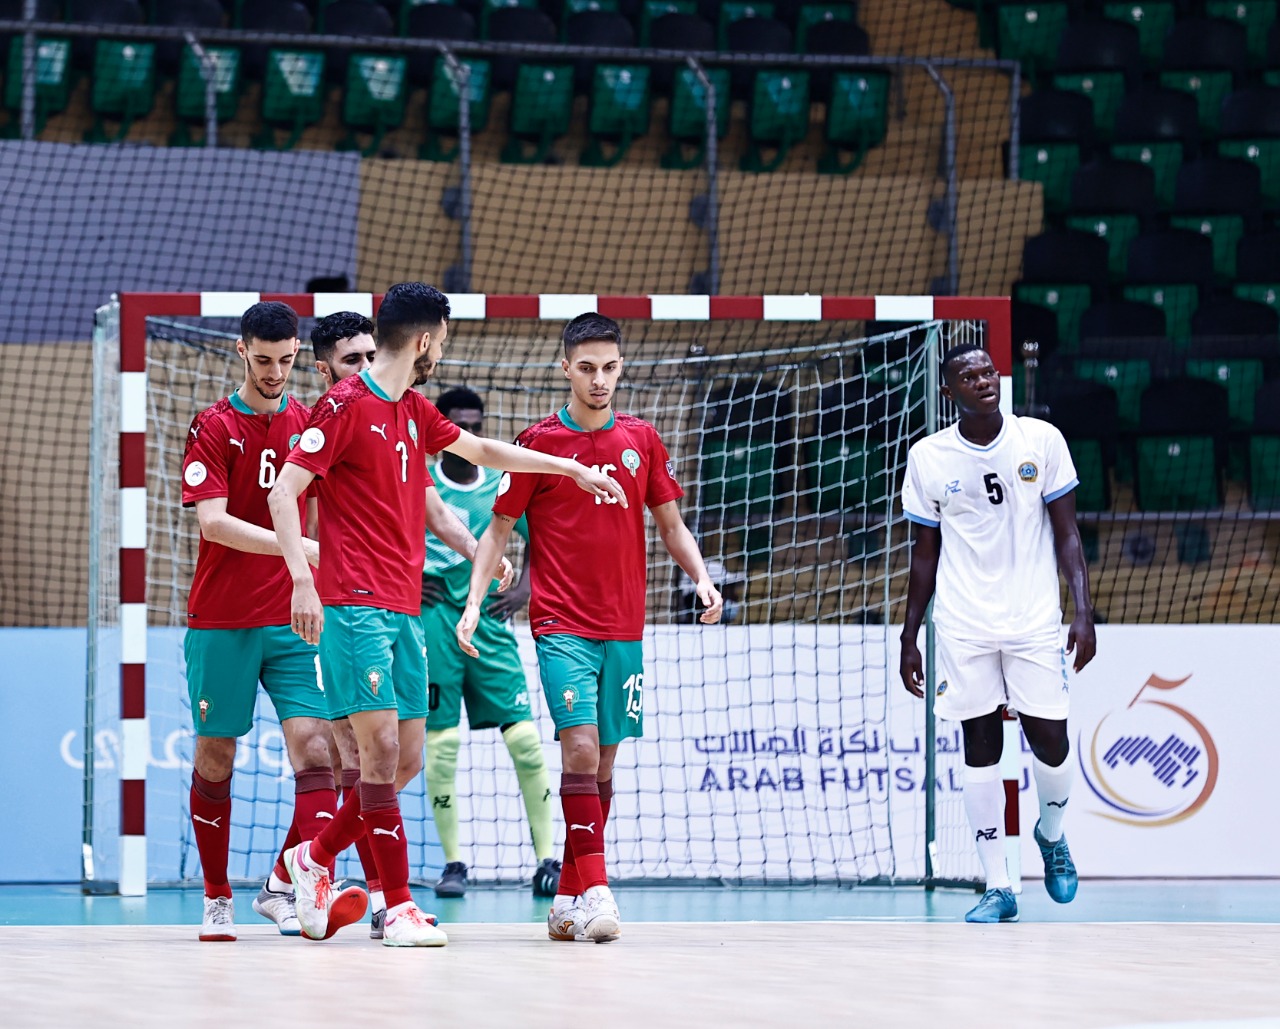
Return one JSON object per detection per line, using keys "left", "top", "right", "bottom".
{"left": 318, "top": 605, "right": 428, "bottom": 720}
{"left": 184, "top": 625, "right": 326, "bottom": 737}
{"left": 421, "top": 602, "right": 532, "bottom": 731}
{"left": 535, "top": 633, "right": 644, "bottom": 746}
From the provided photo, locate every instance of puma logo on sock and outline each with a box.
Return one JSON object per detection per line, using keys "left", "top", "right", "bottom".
{"left": 372, "top": 825, "right": 401, "bottom": 841}
{"left": 193, "top": 814, "right": 223, "bottom": 828}
{"left": 570, "top": 823, "right": 596, "bottom": 834}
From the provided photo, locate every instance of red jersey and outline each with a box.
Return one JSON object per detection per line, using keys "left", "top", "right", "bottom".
{"left": 493, "top": 407, "right": 683, "bottom": 641}
{"left": 182, "top": 393, "right": 311, "bottom": 629}
{"left": 286, "top": 370, "right": 461, "bottom": 615}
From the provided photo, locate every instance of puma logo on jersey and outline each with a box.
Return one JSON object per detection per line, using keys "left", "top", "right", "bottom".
{"left": 370, "top": 424, "right": 387, "bottom": 440}
{"left": 326, "top": 398, "right": 342, "bottom": 412}
{"left": 372, "top": 824, "right": 401, "bottom": 841}
{"left": 192, "top": 814, "right": 223, "bottom": 828}
{"left": 229, "top": 438, "right": 245, "bottom": 453}
{"left": 569, "top": 822, "right": 596, "bottom": 834}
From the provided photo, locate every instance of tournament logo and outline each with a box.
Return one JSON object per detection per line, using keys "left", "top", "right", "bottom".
{"left": 665, "top": 459, "right": 676, "bottom": 480}
{"left": 299, "top": 427, "right": 326, "bottom": 453}
{"left": 561, "top": 685, "right": 579, "bottom": 714}
{"left": 184, "top": 461, "right": 207, "bottom": 487}
{"left": 363, "top": 666, "right": 388, "bottom": 698}
{"left": 1080, "top": 673, "right": 1218, "bottom": 827}
{"left": 1018, "top": 461, "right": 1039, "bottom": 483}
{"left": 408, "top": 419, "right": 419, "bottom": 444}
{"left": 621, "top": 448, "right": 641, "bottom": 477}
{"left": 289, "top": 433, "right": 301, "bottom": 450}
{"left": 936, "top": 679, "right": 948, "bottom": 696}
{"left": 197, "top": 697, "right": 211, "bottom": 723}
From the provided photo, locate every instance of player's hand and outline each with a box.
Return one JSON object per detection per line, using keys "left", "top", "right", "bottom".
{"left": 495, "top": 556, "right": 515, "bottom": 592}
{"left": 487, "top": 577, "right": 530, "bottom": 622}
{"left": 290, "top": 578, "right": 324, "bottom": 645}
{"left": 421, "top": 575, "right": 445, "bottom": 607}
{"left": 899, "top": 637, "right": 925, "bottom": 698}
{"left": 456, "top": 602, "right": 481, "bottom": 658}
{"left": 1066, "top": 611, "right": 1097, "bottom": 673}
{"left": 303, "top": 538, "right": 320, "bottom": 569}
{"left": 695, "top": 579, "right": 723, "bottom": 624}
{"left": 572, "top": 463, "right": 628, "bottom": 508}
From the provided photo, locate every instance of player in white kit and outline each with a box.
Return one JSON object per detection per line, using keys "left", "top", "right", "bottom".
{"left": 899, "top": 343, "right": 1096, "bottom": 923}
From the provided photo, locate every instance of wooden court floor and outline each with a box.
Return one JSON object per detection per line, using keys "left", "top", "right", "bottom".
{"left": 2, "top": 921, "right": 1278, "bottom": 1029}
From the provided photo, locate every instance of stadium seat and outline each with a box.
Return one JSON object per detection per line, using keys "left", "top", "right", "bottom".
{"left": 1016, "top": 90, "right": 1094, "bottom": 216}
{"left": 66, "top": 0, "right": 144, "bottom": 69}
{"left": 1234, "top": 230, "right": 1280, "bottom": 314}
{"left": 2, "top": 36, "right": 70, "bottom": 137}
{"left": 1080, "top": 299, "right": 1167, "bottom": 342}
{"left": 661, "top": 64, "right": 729, "bottom": 169}
{"left": 565, "top": 11, "right": 634, "bottom": 92}
{"left": 320, "top": 0, "right": 395, "bottom": 84}
{"left": 239, "top": 2, "right": 311, "bottom": 81}
{"left": 1066, "top": 157, "right": 1156, "bottom": 280}
{"left": 718, "top": 1, "right": 777, "bottom": 50}
{"left": 399, "top": 0, "right": 464, "bottom": 34}
{"left": 1124, "top": 228, "right": 1214, "bottom": 344}
{"left": 479, "top": 0, "right": 538, "bottom": 35}
{"left": 404, "top": 5, "right": 476, "bottom": 88}
{"left": 1011, "top": 297, "right": 1062, "bottom": 359}
{"left": 254, "top": 49, "right": 326, "bottom": 150}
{"left": 1185, "top": 334, "right": 1276, "bottom": 429}
{"left": 1160, "top": 16, "right": 1247, "bottom": 136}
{"left": 699, "top": 381, "right": 791, "bottom": 527}
{"left": 795, "top": 3, "right": 854, "bottom": 52}
{"left": 171, "top": 44, "right": 241, "bottom": 145}
{"left": 639, "top": 0, "right": 697, "bottom": 45}
{"left": 1269, "top": 21, "right": 1280, "bottom": 86}
{"left": 803, "top": 20, "right": 870, "bottom": 96}
{"left": 1045, "top": 377, "right": 1119, "bottom": 512}
{"left": 741, "top": 68, "right": 809, "bottom": 171}
{"left": 725, "top": 16, "right": 793, "bottom": 98}
{"left": 647, "top": 12, "right": 716, "bottom": 92}
{"left": 340, "top": 53, "right": 407, "bottom": 154}
{"left": 1133, "top": 377, "right": 1229, "bottom": 511}
{"left": 1205, "top": 0, "right": 1276, "bottom": 66}
{"left": 1101, "top": 1, "right": 1174, "bottom": 69}
{"left": 819, "top": 70, "right": 889, "bottom": 174}
{"left": 582, "top": 63, "right": 650, "bottom": 166}
{"left": 501, "top": 63, "right": 573, "bottom": 163}
{"left": 86, "top": 40, "right": 157, "bottom": 143}
{"left": 1015, "top": 229, "right": 1109, "bottom": 350}
{"left": 1248, "top": 379, "right": 1280, "bottom": 509}
{"left": 801, "top": 380, "right": 895, "bottom": 517}
{"left": 1075, "top": 304, "right": 1170, "bottom": 427}
{"left": 563, "top": 0, "right": 621, "bottom": 18}
{"left": 1219, "top": 86, "right": 1280, "bottom": 213}
{"left": 1053, "top": 21, "right": 1141, "bottom": 137}
{"left": 486, "top": 7, "right": 557, "bottom": 90}
{"left": 997, "top": 3, "right": 1069, "bottom": 79}
{"left": 1110, "top": 85, "right": 1199, "bottom": 208}
{"left": 421, "top": 56, "right": 492, "bottom": 161}
{"left": 1169, "top": 156, "right": 1261, "bottom": 281}
{"left": 153, "top": 0, "right": 224, "bottom": 79}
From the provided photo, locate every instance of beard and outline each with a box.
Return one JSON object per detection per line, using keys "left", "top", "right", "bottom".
{"left": 412, "top": 354, "right": 436, "bottom": 387}
{"left": 246, "top": 361, "right": 284, "bottom": 399}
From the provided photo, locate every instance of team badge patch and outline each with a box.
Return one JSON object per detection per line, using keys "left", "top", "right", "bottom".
{"left": 289, "top": 433, "right": 301, "bottom": 450}
{"left": 363, "top": 666, "right": 388, "bottom": 697}
{"left": 300, "top": 427, "right": 326, "bottom": 453}
{"left": 184, "top": 461, "right": 207, "bottom": 487}
{"left": 561, "top": 684, "right": 579, "bottom": 714}
{"left": 497, "top": 472, "right": 511, "bottom": 496}
{"left": 621, "top": 448, "right": 641, "bottom": 476}
{"left": 408, "top": 419, "right": 419, "bottom": 444}
{"left": 1018, "top": 461, "right": 1039, "bottom": 483}
{"left": 936, "top": 680, "right": 948, "bottom": 696}
{"left": 197, "top": 696, "right": 212, "bottom": 722}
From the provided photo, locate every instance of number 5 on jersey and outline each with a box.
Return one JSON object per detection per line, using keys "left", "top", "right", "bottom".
{"left": 983, "top": 472, "right": 1004, "bottom": 505}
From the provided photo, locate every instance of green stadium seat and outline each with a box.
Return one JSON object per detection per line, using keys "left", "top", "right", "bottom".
{"left": 997, "top": 3, "right": 1069, "bottom": 78}
{"left": 1122, "top": 283, "right": 1199, "bottom": 344}
{"left": 1218, "top": 139, "right": 1280, "bottom": 213}
{"left": 661, "top": 65, "right": 730, "bottom": 169}
{"left": 1185, "top": 357, "right": 1265, "bottom": 427}
{"left": 171, "top": 44, "right": 242, "bottom": 146}
{"left": 1013, "top": 283, "right": 1092, "bottom": 351}
{"left": 1074, "top": 357, "right": 1152, "bottom": 429}
{"left": 581, "top": 64, "right": 650, "bottom": 167}
{"left": 1019, "top": 141, "right": 1080, "bottom": 214}
{"left": 1169, "top": 214, "right": 1245, "bottom": 281}
{"left": 1249, "top": 434, "right": 1280, "bottom": 508}
{"left": 3, "top": 37, "right": 71, "bottom": 137}
{"left": 564, "top": 0, "right": 618, "bottom": 16}
{"left": 1235, "top": 282, "right": 1280, "bottom": 313}
{"left": 421, "top": 56, "right": 492, "bottom": 161}
{"left": 480, "top": 0, "right": 536, "bottom": 36}
{"left": 1110, "top": 141, "right": 1182, "bottom": 208}
{"left": 1134, "top": 435, "right": 1221, "bottom": 510}
{"left": 1067, "top": 438, "right": 1111, "bottom": 512}
{"left": 639, "top": 0, "right": 696, "bottom": 44}
{"left": 699, "top": 438, "right": 776, "bottom": 522}
{"left": 1052, "top": 72, "right": 1125, "bottom": 138}
{"left": 804, "top": 438, "right": 889, "bottom": 516}
{"left": 86, "top": 40, "right": 157, "bottom": 143}
{"left": 1065, "top": 213, "right": 1139, "bottom": 281}
{"left": 1206, "top": 0, "right": 1276, "bottom": 65}
{"left": 501, "top": 63, "right": 573, "bottom": 164}
{"left": 741, "top": 70, "right": 810, "bottom": 172}
{"left": 719, "top": 1, "right": 776, "bottom": 49}
{"left": 818, "top": 70, "right": 888, "bottom": 174}
{"left": 1102, "top": 2, "right": 1174, "bottom": 68}
{"left": 796, "top": 3, "right": 854, "bottom": 52}
{"left": 340, "top": 53, "right": 407, "bottom": 155}
{"left": 255, "top": 49, "right": 326, "bottom": 151}
{"left": 1159, "top": 70, "right": 1233, "bottom": 137}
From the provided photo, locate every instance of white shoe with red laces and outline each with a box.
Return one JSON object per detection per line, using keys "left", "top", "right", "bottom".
{"left": 382, "top": 902, "right": 449, "bottom": 947}
{"left": 283, "top": 842, "right": 332, "bottom": 941}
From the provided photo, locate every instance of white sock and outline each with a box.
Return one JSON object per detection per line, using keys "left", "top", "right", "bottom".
{"left": 387, "top": 900, "right": 414, "bottom": 919}
{"left": 1033, "top": 754, "right": 1075, "bottom": 843}
{"left": 552, "top": 893, "right": 577, "bottom": 914}
{"left": 267, "top": 871, "right": 290, "bottom": 895}
{"left": 964, "top": 763, "right": 1011, "bottom": 890}
{"left": 371, "top": 889, "right": 386, "bottom": 913}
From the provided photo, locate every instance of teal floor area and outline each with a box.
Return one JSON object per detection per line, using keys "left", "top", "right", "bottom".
{"left": 2, "top": 880, "right": 1277, "bottom": 927}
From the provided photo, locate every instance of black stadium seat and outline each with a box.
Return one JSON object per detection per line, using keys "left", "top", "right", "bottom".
{"left": 1221, "top": 85, "right": 1280, "bottom": 138}
{"left": 1055, "top": 20, "right": 1142, "bottom": 84}
{"left": 1021, "top": 229, "right": 1110, "bottom": 297}
{"left": 487, "top": 7, "right": 558, "bottom": 91}
{"left": 1127, "top": 228, "right": 1214, "bottom": 288}
{"left": 1113, "top": 85, "right": 1200, "bottom": 154}
{"left": 1021, "top": 89, "right": 1095, "bottom": 146}
{"left": 240, "top": 2, "right": 312, "bottom": 80}
{"left": 565, "top": 11, "right": 635, "bottom": 93}
{"left": 404, "top": 5, "right": 476, "bottom": 88}
{"left": 1163, "top": 16, "right": 1248, "bottom": 75}
{"left": 1070, "top": 157, "right": 1157, "bottom": 219}
{"left": 321, "top": 0, "right": 395, "bottom": 84}
{"left": 1079, "top": 300, "right": 1167, "bottom": 342}
{"left": 153, "top": 0, "right": 225, "bottom": 79}
{"left": 647, "top": 12, "right": 716, "bottom": 92}
{"left": 1191, "top": 298, "right": 1280, "bottom": 340}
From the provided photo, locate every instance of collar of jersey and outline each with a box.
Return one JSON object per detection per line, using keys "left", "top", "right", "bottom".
{"left": 433, "top": 462, "right": 487, "bottom": 492}
{"left": 954, "top": 415, "right": 1008, "bottom": 452}
{"left": 228, "top": 391, "right": 288, "bottom": 416}
{"left": 557, "top": 405, "right": 614, "bottom": 433}
{"left": 359, "top": 369, "right": 395, "bottom": 402}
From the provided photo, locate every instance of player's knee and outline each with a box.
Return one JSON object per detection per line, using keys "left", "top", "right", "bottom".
{"left": 502, "top": 720, "right": 544, "bottom": 773}
{"left": 560, "top": 735, "right": 600, "bottom": 775}
{"left": 1023, "top": 719, "right": 1070, "bottom": 767}
{"left": 294, "top": 731, "right": 334, "bottom": 773}
{"left": 194, "top": 736, "right": 236, "bottom": 780}
{"left": 425, "top": 727, "right": 460, "bottom": 784}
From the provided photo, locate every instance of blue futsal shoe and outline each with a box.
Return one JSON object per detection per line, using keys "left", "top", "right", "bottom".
{"left": 1034, "top": 820, "right": 1079, "bottom": 903}
{"left": 964, "top": 887, "right": 1019, "bottom": 923}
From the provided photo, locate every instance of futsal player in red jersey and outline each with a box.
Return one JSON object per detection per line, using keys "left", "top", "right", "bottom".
{"left": 457, "top": 312, "right": 724, "bottom": 943}
{"left": 268, "top": 283, "right": 625, "bottom": 946}
{"left": 181, "top": 301, "right": 351, "bottom": 942}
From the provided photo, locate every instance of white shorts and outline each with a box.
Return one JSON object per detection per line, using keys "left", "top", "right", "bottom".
{"left": 933, "top": 629, "right": 1070, "bottom": 722}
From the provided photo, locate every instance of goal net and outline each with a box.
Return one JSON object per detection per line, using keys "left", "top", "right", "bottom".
{"left": 86, "top": 292, "right": 1007, "bottom": 892}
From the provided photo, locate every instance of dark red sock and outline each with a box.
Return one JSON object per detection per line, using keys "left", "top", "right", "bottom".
{"left": 273, "top": 822, "right": 301, "bottom": 883}
{"left": 191, "top": 771, "right": 232, "bottom": 900}
{"left": 343, "top": 769, "right": 381, "bottom": 893}
{"left": 598, "top": 777, "right": 613, "bottom": 829}
{"left": 308, "top": 780, "right": 365, "bottom": 868}
{"left": 561, "top": 772, "right": 606, "bottom": 890}
{"left": 558, "top": 835, "right": 582, "bottom": 897}
{"left": 360, "top": 781, "right": 412, "bottom": 910}
{"left": 273, "top": 766, "right": 337, "bottom": 883}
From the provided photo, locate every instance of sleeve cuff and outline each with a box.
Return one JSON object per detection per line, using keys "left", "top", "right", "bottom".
{"left": 904, "top": 510, "right": 940, "bottom": 528}
{"left": 1044, "top": 479, "right": 1079, "bottom": 503}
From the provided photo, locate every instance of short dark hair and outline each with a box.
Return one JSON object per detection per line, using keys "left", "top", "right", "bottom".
{"left": 241, "top": 301, "right": 298, "bottom": 344}
{"left": 311, "top": 311, "right": 374, "bottom": 364}
{"left": 436, "top": 386, "right": 484, "bottom": 418}
{"left": 562, "top": 312, "right": 622, "bottom": 358}
{"left": 940, "top": 343, "right": 989, "bottom": 384}
{"left": 376, "top": 282, "right": 450, "bottom": 353}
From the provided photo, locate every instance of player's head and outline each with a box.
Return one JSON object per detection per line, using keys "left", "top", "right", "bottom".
{"left": 436, "top": 386, "right": 484, "bottom": 436}
{"left": 561, "top": 313, "right": 623, "bottom": 412}
{"left": 375, "top": 282, "right": 451, "bottom": 385}
{"left": 237, "top": 301, "right": 300, "bottom": 402}
{"left": 940, "top": 343, "right": 1000, "bottom": 416}
{"left": 312, "top": 311, "right": 375, "bottom": 389}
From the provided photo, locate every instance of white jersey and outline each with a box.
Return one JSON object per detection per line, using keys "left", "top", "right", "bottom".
{"left": 901, "top": 415, "right": 1078, "bottom": 642}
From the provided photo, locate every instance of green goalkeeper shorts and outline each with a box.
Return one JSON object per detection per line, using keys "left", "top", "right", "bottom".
{"left": 184, "top": 625, "right": 326, "bottom": 737}
{"left": 318, "top": 605, "right": 428, "bottom": 720}
{"left": 420, "top": 602, "right": 532, "bottom": 731}
{"left": 535, "top": 633, "right": 644, "bottom": 746}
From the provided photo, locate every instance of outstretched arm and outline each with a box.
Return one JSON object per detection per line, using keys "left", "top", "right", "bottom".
{"left": 651, "top": 500, "right": 722, "bottom": 624}
{"left": 899, "top": 522, "right": 941, "bottom": 698}
{"left": 268, "top": 463, "right": 323, "bottom": 644}
{"left": 1048, "top": 491, "right": 1096, "bottom": 673}
{"left": 456, "top": 514, "right": 518, "bottom": 657}
{"left": 445, "top": 431, "right": 627, "bottom": 508}
{"left": 423, "top": 485, "right": 513, "bottom": 588}
{"left": 197, "top": 497, "right": 319, "bottom": 567}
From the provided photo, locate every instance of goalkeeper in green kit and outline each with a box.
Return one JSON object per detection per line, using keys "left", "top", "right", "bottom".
{"left": 420, "top": 387, "right": 560, "bottom": 899}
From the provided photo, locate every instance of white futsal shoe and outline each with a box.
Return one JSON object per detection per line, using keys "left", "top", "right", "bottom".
{"left": 252, "top": 881, "right": 301, "bottom": 936}
{"left": 283, "top": 842, "right": 331, "bottom": 940}
{"left": 382, "top": 902, "right": 449, "bottom": 947}
{"left": 199, "top": 895, "right": 236, "bottom": 942}
{"left": 580, "top": 885, "right": 622, "bottom": 943}
{"left": 547, "top": 897, "right": 590, "bottom": 941}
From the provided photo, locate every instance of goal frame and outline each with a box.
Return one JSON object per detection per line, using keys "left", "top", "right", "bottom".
{"left": 98, "top": 290, "right": 1011, "bottom": 896}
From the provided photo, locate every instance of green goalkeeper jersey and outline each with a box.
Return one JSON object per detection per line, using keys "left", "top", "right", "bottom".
{"left": 424, "top": 462, "right": 528, "bottom": 608}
